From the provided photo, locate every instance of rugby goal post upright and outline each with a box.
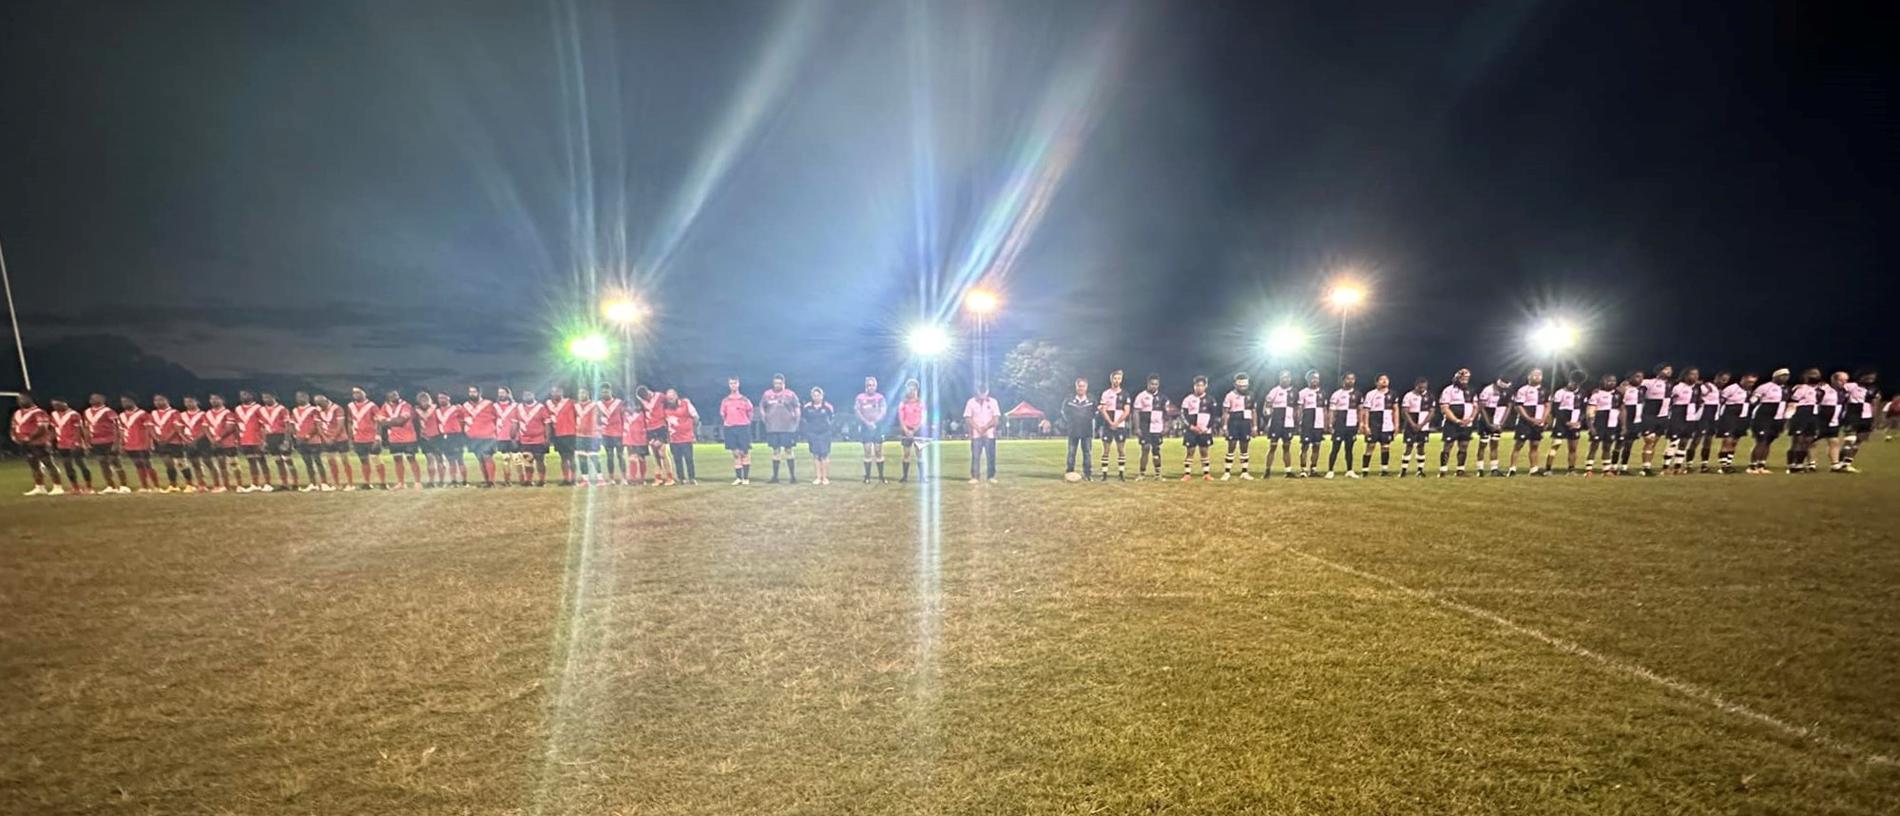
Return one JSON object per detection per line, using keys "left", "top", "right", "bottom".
{"left": 0, "top": 233, "right": 30, "bottom": 397}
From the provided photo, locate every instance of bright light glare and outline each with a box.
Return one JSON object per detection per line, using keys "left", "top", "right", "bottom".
{"left": 1263, "top": 324, "right": 1307, "bottom": 357}
{"left": 964, "top": 289, "right": 1001, "bottom": 316}
{"left": 601, "top": 298, "right": 647, "bottom": 325}
{"left": 1528, "top": 320, "right": 1581, "bottom": 356}
{"left": 566, "top": 333, "right": 611, "bottom": 362}
{"left": 1328, "top": 282, "right": 1367, "bottom": 311}
{"left": 906, "top": 324, "right": 953, "bottom": 358}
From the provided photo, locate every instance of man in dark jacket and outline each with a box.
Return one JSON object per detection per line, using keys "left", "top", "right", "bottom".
{"left": 1062, "top": 377, "right": 1096, "bottom": 480}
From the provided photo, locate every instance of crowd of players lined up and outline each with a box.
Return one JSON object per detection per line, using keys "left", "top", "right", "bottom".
{"left": 4, "top": 363, "right": 1890, "bottom": 496}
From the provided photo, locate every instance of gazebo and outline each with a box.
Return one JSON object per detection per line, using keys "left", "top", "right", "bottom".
{"left": 1003, "top": 402, "right": 1048, "bottom": 437}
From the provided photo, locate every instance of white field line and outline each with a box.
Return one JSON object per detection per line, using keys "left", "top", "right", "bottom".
{"left": 1286, "top": 547, "right": 1898, "bottom": 768}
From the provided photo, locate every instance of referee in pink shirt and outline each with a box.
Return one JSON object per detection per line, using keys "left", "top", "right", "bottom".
{"left": 964, "top": 383, "right": 1001, "bottom": 483}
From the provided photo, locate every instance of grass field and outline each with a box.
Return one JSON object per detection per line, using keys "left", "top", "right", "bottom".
{"left": 3, "top": 436, "right": 1898, "bottom": 815}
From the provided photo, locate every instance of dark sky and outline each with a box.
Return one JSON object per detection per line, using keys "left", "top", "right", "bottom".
{"left": 2, "top": 0, "right": 1894, "bottom": 404}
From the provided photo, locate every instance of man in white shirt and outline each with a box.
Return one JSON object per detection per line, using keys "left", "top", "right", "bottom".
{"left": 963, "top": 384, "right": 1001, "bottom": 484}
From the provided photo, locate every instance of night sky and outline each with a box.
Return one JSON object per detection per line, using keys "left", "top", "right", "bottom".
{"left": 1, "top": 0, "right": 1893, "bottom": 407}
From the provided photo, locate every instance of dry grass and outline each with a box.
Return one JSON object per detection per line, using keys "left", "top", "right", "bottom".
{"left": 2, "top": 438, "right": 1897, "bottom": 814}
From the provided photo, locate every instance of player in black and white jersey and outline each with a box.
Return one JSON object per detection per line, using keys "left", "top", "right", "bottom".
{"left": 1325, "top": 373, "right": 1360, "bottom": 479}
{"left": 1220, "top": 372, "right": 1257, "bottom": 480}
{"left": 1545, "top": 371, "right": 1584, "bottom": 475}
{"left": 1262, "top": 371, "right": 1298, "bottom": 478}
{"left": 1713, "top": 372, "right": 1753, "bottom": 473}
{"left": 1359, "top": 374, "right": 1398, "bottom": 477}
{"left": 1180, "top": 376, "right": 1215, "bottom": 481}
{"left": 1745, "top": 368, "right": 1789, "bottom": 475}
{"left": 1398, "top": 377, "right": 1433, "bottom": 478}
{"left": 1616, "top": 371, "right": 1645, "bottom": 474}
{"left": 1132, "top": 374, "right": 1166, "bottom": 480}
{"left": 1635, "top": 363, "right": 1675, "bottom": 476}
{"left": 1583, "top": 374, "right": 1623, "bottom": 476}
{"left": 1507, "top": 368, "right": 1547, "bottom": 476}
{"left": 1664, "top": 368, "right": 1704, "bottom": 474}
{"left": 1818, "top": 371, "right": 1849, "bottom": 472}
{"left": 1097, "top": 370, "right": 1129, "bottom": 482}
{"left": 1689, "top": 370, "right": 1721, "bottom": 473}
{"left": 1437, "top": 368, "right": 1477, "bottom": 477}
{"left": 1784, "top": 368, "right": 1821, "bottom": 473}
{"left": 1840, "top": 372, "right": 1877, "bottom": 472}
{"left": 1476, "top": 374, "right": 1513, "bottom": 477}
{"left": 1295, "top": 370, "right": 1325, "bottom": 478}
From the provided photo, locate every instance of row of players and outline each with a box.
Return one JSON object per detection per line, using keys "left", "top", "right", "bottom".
{"left": 1060, "top": 365, "right": 1881, "bottom": 481}
{"left": 5, "top": 364, "right": 1883, "bottom": 494}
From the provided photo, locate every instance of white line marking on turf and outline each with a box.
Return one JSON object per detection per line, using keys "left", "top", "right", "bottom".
{"left": 1286, "top": 547, "right": 1898, "bottom": 767}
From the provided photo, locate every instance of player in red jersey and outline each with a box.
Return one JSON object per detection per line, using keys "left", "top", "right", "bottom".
{"left": 663, "top": 387, "right": 700, "bottom": 484}
{"left": 574, "top": 386, "right": 603, "bottom": 486}
{"left": 10, "top": 391, "right": 64, "bottom": 495}
{"left": 463, "top": 386, "right": 500, "bottom": 487}
{"left": 516, "top": 388, "right": 551, "bottom": 486}
{"left": 379, "top": 390, "right": 419, "bottom": 489}
{"left": 233, "top": 390, "right": 271, "bottom": 492}
{"left": 314, "top": 393, "right": 349, "bottom": 489}
{"left": 415, "top": 390, "right": 443, "bottom": 487}
{"left": 290, "top": 391, "right": 328, "bottom": 491}
{"left": 545, "top": 386, "right": 579, "bottom": 486}
{"left": 49, "top": 398, "right": 95, "bottom": 494}
{"left": 179, "top": 395, "right": 216, "bottom": 492}
{"left": 637, "top": 385, "right": 675, "bottom": 485}
{"left": 622, "top": 392, "right": 649, "bottom": 485}
{"left": 346, "top": 387, "right": 386, "bottom": 490}
{"left": 260, "top": 391, "right": 296, "bottom": 491}
{"left": 492, "top": 386, "right": 521, "bottom": 486}
{"left": 84, "top": 393, "right": 128, "bottom": 493}
{"left": 435, "top": 392, "right": 468, "bottom": 487}
{"left": 206, "top": 394, "right": 242, "bottom": 492}
{"left": 148, "top": 394, "right": 187, "bottom": 491}
{"left": 117, "top": 394, "right": 159, "bottom": 491}
{"left": 599, "top": 385, "right": 628, "bottom": 485}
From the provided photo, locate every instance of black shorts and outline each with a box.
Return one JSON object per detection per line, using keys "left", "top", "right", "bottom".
{"left": 387, "top": 441, "right": 418, "bottom": 455}
{"left": 1140, "top": 431, "right": 1164, "bottom": 449}
{"left": 440, "top": 432, "right": 466, "bottom": 456}
{"left": 420, "top": 436, "right": 441, "bottom": 455}
{"left": 325, "top": 441, "right": 349, "bottom": 453}
{"left": 1750, "top": 414, "right": 1782, "bottom": 441}
{"left": 56, "top": 447, "right": 84, "bottom": 460}
{"left": 214, "top": 444, "right": 241, "bottom": 457}
{"left": 1299, "top": 425, "right": 1325, "bottom": 444}
{"left": 1788, "top": 407, "right": 1818, "bottom": 438}
{"left": 352, "top": 440, "right": 380, "bottom": 456}
{"left": 1850, "top": 417, "right": 1874, "bottom": 434}
{"left": 601, "top": 436, "right": 622, "bottom": 451}
{"left": 1226, "top": 418, "right": 1254, "bottom": 442}
{"left": 859, "top": 430, "right": 883, "bottom": 445}
{"left": 295, "top": 440, "right": 324, "bottom": 455}
{"left": 647, "top": 425, "right": 670, "bottom": 444}
{"left": 723, "top": 426, "right": 753, "bottom": 451}
{"left": 1404, "top": 426, "right": 1432, "bottom": 445}
{"left": 1716, "top": 412, "right": 1747, "bottom": 439}
{"left": 157, "top": 442, "right": 186, "bottom": 458}
{"left": 898, "top": 433, "right": 921, "bottom": 449}
{"left": 552, "top": 436, "right": 576, "bottom": 457}
{"left": 1549, "top": 421, "right": 1579, "bottom": 441}
{"left": 123, "top": 448, "right": 152, "bottom": 459}
{"left": 1516, "top": 421, "right": 1544, "bottom": 442}
{"left": 1667, "top": 416, "right": 1695, "bottom": 440}
{"left": 574, "top": 436, "right": 600, "bottom": 452}
{"left": 1590, "top": 414, "right": 1618, "bottom": 439}
{"left": 807, "top": 437, "right": 833, "bottom": 459}
{"left": 240, "top": 444, "right": 266, "bottom": 456}
{"left": 468, "top": 437, "right": 497, "bottom": 457}
{"left": 1183, "top": 430, "right": 1214, "bottom": 448}
{"left": 1441, "top": 421, "right": 1473, "bottom": 442}
{"left": 266, "top": 433, "right": 290, "bottom": 454}
{"left": 23, "top": 443, "right": 52, "bottom": 460}
{"left": 626, "top": 441, "right": 648, "bottom": 456}
{"left": 520, "top": 442, "right": 549, "bottom": 456}
{"left": 1100, "top": 426, "right": 1129, "bottom": 443}
{"left": 765, "top": 431, "right": 797, "bottom": 449}
{"left": 1265, "top": 415, "right": 1292, "bottom": 440}
{"left": 1365, "top": 429, "right": 1394, "bottom": 444}
{"left": 1818, "top": 423, "right": 1841, "bottom": 439}
{"left": 1331, "top": 424, "right": 1359, "bottom": 440}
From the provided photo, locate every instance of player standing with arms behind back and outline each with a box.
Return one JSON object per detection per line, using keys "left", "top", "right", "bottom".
{"left": 720, "top": 377, "right": 755, "bottom": 485}
{"left": 1399, "top": 377, "right": 1432, "bottom": 478}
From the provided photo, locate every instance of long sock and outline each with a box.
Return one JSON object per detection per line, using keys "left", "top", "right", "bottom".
{"left": 902, "top": 461, "right": 911, "bottom": 481}
{"left": 774, "top": 459, "right": 783, "bottom": 480}
{"left": 788, "top": 459, "right": 797, "bottom": 482}
{"left": 1224, "top": 449, "right": 1235, "bottom": 473}
{"left": 1345, "top": 438, "right": 1357, "bottom": 469}
{"left": 876, "top": 461, "right": 885, "bottom": 480}
{"left": 864, "top": 461, "right": 872, "bottom": 480}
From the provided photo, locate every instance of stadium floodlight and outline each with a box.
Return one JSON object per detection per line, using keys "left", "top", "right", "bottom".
{"left": 906, "top": 324, "right": 953, "bottom": 358}
{"left": 1263, "top": 324, "right": 1307, "bottom": 358}
{"left": 1327, "top": 282, "right": 1367, "bottom": 311}
{"left": 601, "top": 296, "right": 647, "bottom": 326}
{"left": 565, "top": 332, "right": 611, "bottom": 363}
{"left": 964, "top": 288, "right": 1001, "bottom": 317}
{"left": 1528, "top": 319, "right": 1581, "bottom": 358}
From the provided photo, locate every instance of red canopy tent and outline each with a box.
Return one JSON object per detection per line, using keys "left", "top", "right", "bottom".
{"left": 1003, "top": 402, "right": 1047, "bottom": 437}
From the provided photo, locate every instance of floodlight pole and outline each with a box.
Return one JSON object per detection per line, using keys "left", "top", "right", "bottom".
{"left": 1335, "top": 313, "right": 1346, "bottom": 383}
{"left": 0, "top": 235, "right": 29, "bottom": 390}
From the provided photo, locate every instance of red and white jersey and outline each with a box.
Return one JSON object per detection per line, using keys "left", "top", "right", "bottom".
{"left": 417, "top": 405, "right": 442, "bottom": 438}
{"left": 1362, "top": 389, "right": 1395, "bottom": 433}
{"left": 206, "top": 406, "right": 240, "bottom": 448}
{"left": 380, "top": 401, "right": 417, "bottom": 443}
{"left": 546, "top": 398, "right": 577, "bottom": 437}
{"left": 292, "top": 405, "right": 321, "bottom": 441}
{"left": 622, "top": 407, "right": 649, "bottom": 446}
{"left": 437, "top": 403, "right": 466, "bottom": 434}
{"left": 576, "top": 400, "right": 602, "bottom": 438}
{"left": 1098, "top": 387, "right": 1127, "bottom": 427}
{"left": 179, "top": 408, "right": 209, "bottom": 442}
{"left": 50, "top": 408, "right": 85, "bottom": 449}
{"left": 600, "top": 398, "right": 626, "bottom": 436}
{"left": 642, "top": 393, "right": 668, "bottom": 431}
{"left": 262, "top": 404, "right": 289, "bottom": 435}
{"left": 516, "top": 402, "right": 550, "bottom": 444}
{"left": 1264, "top": 385, "right": 1295, "bottom": 425}
{"left": 316, "top": 405, "right": 345, "bottom": 443}
{"left": 1513, "top": 385, "right": 1546, "bottom": 423}
{"left": 665, "top": 399, "right": 699, "bottom": 443}
{"left": 464, "top": 399, "right": 497, "bottom": 439}
{"left": 151, "top": 407, "right": 182, "bottom": 445}
{"left": 493, "top": 401, "right": 520, "bottom": 441}
{"left": 234, "top": 403, "right": 266, "bottom": 446}
{"left": 347, "top": 400, "right": 381, "bottom": 444}
{"left": 1225, "top": 389, "right": 1256, "bottom": 421}
{"left": 1751, "top": 382, "right": 1786, "bottom": 420}
{"left": 1132, "top": 390, "right": 1165, "bottom": 433}
{"left": 1438, "top": 385, "right": 1473, "bottom": 422}
{"left": 120, "top": 408, "right": 154, "bottom": 451}
{"left": 11, "top": 406, "right": 49, "bottom": 444}
{"left": 1327, "top": 388, "right": 1358, "bottom": 426}
{"left": 84, "top": 405, "right": 119, "bottom": 445}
